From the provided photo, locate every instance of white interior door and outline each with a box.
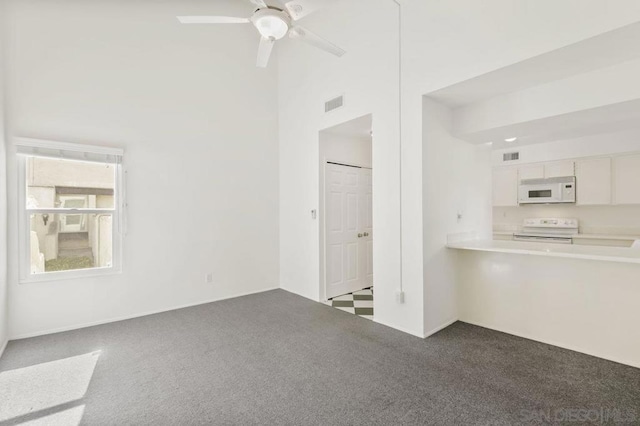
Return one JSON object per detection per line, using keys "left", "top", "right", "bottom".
{"left": 325, "top": 163, "right": 373, "bottom": 299}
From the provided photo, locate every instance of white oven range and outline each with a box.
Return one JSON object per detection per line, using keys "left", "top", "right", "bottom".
{"left": 513, "top": 218, "right": 579, "bottom": 244}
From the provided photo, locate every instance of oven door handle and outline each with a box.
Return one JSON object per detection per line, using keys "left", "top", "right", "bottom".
{"left": 513, "top": 235, "right": 573, "bottom": 244}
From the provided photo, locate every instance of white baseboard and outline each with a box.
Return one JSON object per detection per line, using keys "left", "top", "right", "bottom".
{"left": 373, "top": 318, "right": 425, "bottom": 339}
{"left": 10, "top": 287, "right": 280, "bottom": 341}
{"left": 0, "top": 338, "right": 7, "bottom": 360}
{"left": 460, "top": 319, "right": 640, "bottom": 369}
{"left": 424, "top": 318, "right": 458, "bottom": 338}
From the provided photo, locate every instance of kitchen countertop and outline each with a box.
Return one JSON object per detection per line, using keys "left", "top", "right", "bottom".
{"left": 448, "top": 239, "right": 640, "bottom": 264}
{"left": 572, "top": 234, "right": 640, "bottom": 241}
{"left": 492, "top": 231, "right": 640, "bottom": 241}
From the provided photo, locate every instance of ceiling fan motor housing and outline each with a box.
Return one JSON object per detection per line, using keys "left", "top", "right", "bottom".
{"left": 251, "top": 8, "right": 292, "bottom": 40}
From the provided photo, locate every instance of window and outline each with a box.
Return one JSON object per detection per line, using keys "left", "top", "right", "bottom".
{"left": 17, "top": 138, "right": 124, "bottom": 282}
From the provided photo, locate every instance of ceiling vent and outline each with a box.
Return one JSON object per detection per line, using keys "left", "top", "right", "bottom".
{"left": 325, "top": 95, "right": 344, "bottom": 113}
{"left": 503, "top": 152, "right": 520, "bottom": 162}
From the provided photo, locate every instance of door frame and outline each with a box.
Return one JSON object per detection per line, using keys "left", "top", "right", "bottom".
{"left": 320, "top": 158, "right": 372, "bottom": 302}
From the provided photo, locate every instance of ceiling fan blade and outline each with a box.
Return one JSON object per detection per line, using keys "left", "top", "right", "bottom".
{"left": 257, "top": 37, "right": 275, "bottom": 68}
{"left": 249, "top": 0, "right": 268, "bottom": 8}
{"left": 289, "top": 26, "right": 346, "bottom": 57}
{"left": 284, "top": 0, "right": 325, "bottom": 20}
{"left": 177, "top": 16, "right": 250, "bottom": 24}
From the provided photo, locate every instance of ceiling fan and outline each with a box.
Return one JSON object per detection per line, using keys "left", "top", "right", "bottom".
{"left": 177, "top": 0, "right": 346, "bottom": 68}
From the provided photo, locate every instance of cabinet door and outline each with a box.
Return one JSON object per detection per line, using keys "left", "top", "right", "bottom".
{"left": 493, "top": 168, "right": 518, "bottom": 207}
{"left": 545, "top": 161, "right": 575, "bottom": 178}
{"left": 518, "top": 165, "right": 544, "bottom": 180}
{"left": 575, "top": 158, "right": 611, "bottom": 205}
{"left": 614, "top": 154, "right": 640, "bottom": 205}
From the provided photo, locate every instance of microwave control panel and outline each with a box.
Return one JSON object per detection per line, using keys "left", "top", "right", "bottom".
{"left": 563, "top": 182, "right": 576, "bottom": 201}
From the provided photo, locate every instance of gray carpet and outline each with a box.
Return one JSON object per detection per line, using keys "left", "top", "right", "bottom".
{"left": 1, "top": 289, "right": 639, "bottom": 425}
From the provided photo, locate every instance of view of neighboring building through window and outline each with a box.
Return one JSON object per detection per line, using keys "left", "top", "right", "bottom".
{"left": 26, "top": 157, "right": 116, "bottom": 274}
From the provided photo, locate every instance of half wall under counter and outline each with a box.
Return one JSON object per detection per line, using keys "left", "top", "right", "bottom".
{"left": 448, "top": 239, "right": 640, "bottom": 368}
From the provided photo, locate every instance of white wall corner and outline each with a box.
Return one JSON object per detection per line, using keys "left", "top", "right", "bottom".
{"left": 424, "top": 318, "right": 458, "bottom": 339}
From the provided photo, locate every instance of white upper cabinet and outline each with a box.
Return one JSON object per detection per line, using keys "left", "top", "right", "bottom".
{"left": 575, "top": 158, "right": 611, "bottom": 205}
{"left": 493, "top": 168, "right": 518, "bottom": 207}
{"left": 614, "top": 154, "right": 640, "bottom": 205}
{"left": 544, "top": 161, "right": 575, "bottom": 178}
{"left": 518, "top": 165, "right": 544, "bottom": 180}
{"left": 518, "top": 161, "right": 574, "bottom": 182}
{"left": 493, "top": 153, "right": 640, "bottom": 207}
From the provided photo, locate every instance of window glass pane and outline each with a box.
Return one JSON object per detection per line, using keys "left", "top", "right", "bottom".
{"left": 26, "top": 157, "right": 115, "bottom": 209}
{"left": 29, "top": 213, "right": 113, "bottom": 274}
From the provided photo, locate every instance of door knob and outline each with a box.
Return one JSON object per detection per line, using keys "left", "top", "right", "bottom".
{"left": 358, "top": 233, "right": 363, "bottom": 238}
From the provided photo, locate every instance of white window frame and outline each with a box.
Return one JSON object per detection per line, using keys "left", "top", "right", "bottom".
{"left": 16, "top": 138, "right": 125, "bottom": 284}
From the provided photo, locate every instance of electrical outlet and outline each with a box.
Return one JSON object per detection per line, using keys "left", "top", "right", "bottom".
{"left": 396, "top": 291, "right": 405, "bottom": 304}
{"left": 205, "top": 273, "right": 214, "bottom": 284}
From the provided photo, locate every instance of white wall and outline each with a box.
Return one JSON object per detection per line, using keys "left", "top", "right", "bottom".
{"left": 5, "top": 0, "right": 280, "bottom": 338}
{"left": 4, "top": 1, "right": 640, "bottom": 343}
{"left": 422, "top": 98, "right": 492, "bottom": 336}
{"left": 279, "top": 0, "right": 640, "bottom": 338}
{"left": 405, "top": 1, "right": 640, "bottom": 97}
{"left": 0, "top": 0, "right": 8, "bottom": 355}
{"left": 453, "top": 59, "right": 640, "bottom": 137}
{"left": 277, "top": 0, "right": 419, "bottom": 334}
{"left": 318, "top": 128, "right": 372, "bottom": 301}
{"left": 320, "top": 132, "right": 372, "bottom": 169}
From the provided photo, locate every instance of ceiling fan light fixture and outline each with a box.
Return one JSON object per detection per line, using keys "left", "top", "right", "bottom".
{"left": 255, "top": 15, "right": 289, "bottom": 40}
{"left": 177, "top": 1, "right": 346, "bottom": 68}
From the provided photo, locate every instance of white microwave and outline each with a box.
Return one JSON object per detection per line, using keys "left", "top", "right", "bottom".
{"left": 518, "top": 176, "right": 576, "bottom": 204}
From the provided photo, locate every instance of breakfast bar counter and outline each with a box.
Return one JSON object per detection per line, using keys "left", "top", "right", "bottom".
{"left": 448, "top": 239, "right": 640, "bottom": 264}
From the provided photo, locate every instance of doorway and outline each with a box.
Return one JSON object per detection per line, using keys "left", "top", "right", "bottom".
{"left": 319, "top": 115, "right": 373, "bottom": 318}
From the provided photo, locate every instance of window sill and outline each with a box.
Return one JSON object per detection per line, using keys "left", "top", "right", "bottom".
{"left": 19, "top": 266, "right": 122, "bottom": 284}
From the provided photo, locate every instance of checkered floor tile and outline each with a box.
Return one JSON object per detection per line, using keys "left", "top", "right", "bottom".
{"left": 324, "top": 287, "right": 373, "bottom": 321}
